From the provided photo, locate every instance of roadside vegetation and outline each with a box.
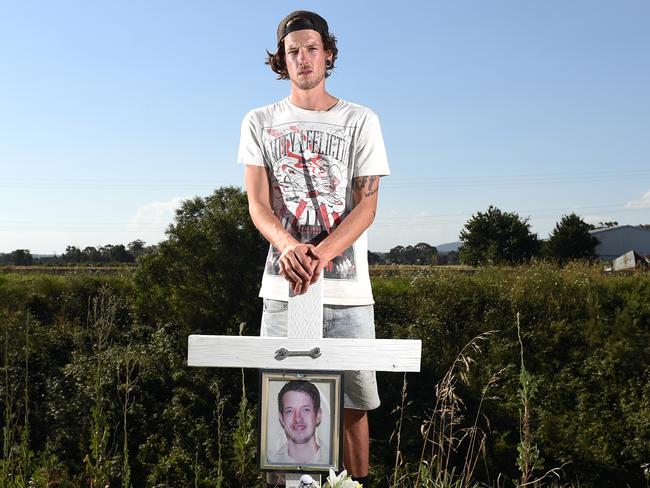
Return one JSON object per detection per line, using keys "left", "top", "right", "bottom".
{"left": 1, "top": 188, "right": 648, "bottom": 487}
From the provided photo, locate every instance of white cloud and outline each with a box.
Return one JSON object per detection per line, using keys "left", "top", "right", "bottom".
{"left": 626, "top": 189, "right": 650, "bottom": 209}
{"left": 127, "top": 196, "right": 190, "bottom": 234}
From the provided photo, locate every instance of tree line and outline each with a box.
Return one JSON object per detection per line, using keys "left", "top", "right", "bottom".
{"left": 2, "top": 205, "right": 646, "bottom": 268}
{"left": 0, "top": 240, "right": 150, "bottom": 266}
{"left": 458, "top": 206, "right": 604, "bottom": 266}
{"left": 373, "top": 210, "right": 638, "bottom": 266}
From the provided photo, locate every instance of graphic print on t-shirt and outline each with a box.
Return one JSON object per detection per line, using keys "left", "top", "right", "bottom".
{"left": 262, "top": 121, "right": 357, "bottom": 280}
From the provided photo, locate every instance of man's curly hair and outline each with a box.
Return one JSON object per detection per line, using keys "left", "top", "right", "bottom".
{"left": 266, "top": 16, "right": 338, "bottom": 80}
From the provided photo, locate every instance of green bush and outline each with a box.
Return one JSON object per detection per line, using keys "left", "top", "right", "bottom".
{"left": 1, "top": 263, "right": 649, "bottom": 487}
{"left": 371, "top": 264, "right": 650, "bottom": 487}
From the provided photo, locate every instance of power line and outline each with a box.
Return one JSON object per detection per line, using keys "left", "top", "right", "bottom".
{"left": 373, "top": 206, "right": 647, "bottom": 228}
{"left": 0, "top": 203, "right": 647, "bottom": 232}
{"left": 381, "top": 170, "right": 650, "bottom": 188}
{"left": 0, "top": 179, "right": 226, "bottom": 190}
{"left": 373, "top": 204, "right": 645, "bottom": 225}
{"left": 1, "top": 169, "right": 649, "bottom": 190}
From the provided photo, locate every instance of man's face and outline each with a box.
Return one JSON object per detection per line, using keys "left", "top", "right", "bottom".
{"left": 279, "top": 390, "right": 322, "bottom": 445}
{"left": 283, "top": 29, "right": 331, "bottom": 91}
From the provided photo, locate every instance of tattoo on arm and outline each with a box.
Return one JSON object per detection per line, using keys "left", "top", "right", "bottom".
{"left": 353, "top": 176, "right": 367, "bottom": 191}
{"left": 364, "top": 176, "right": 378, "bottom": 197}
{"left": 353, "top": 175, "right": 379, "bottom": 198}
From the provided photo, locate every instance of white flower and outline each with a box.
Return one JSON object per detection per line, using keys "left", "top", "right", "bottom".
{"left": 324, "top": 469, "right": 362, "bottom": 488}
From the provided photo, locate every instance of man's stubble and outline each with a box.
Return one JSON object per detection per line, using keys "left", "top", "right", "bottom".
{"left": 293, "top": 68, "right": 326, "bottom": 91}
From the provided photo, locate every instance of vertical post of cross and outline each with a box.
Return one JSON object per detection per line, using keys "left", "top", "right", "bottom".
{"left": 284, "top": 278, "right": 324, "bottom": 487}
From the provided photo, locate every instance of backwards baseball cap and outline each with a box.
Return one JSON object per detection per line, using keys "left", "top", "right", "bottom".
{"left": 276, "top": 10, "right": 329, "bottom": 45}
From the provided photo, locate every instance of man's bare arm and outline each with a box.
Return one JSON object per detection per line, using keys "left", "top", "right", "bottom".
{"left": 244, "top": 165, "right": 317, "bottom": 292}
{"left": 311, "top": 175, "right": 380, "bottom": 282}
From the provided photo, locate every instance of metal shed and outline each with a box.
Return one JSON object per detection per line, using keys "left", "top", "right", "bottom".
{"left": 590, "top": 225, "right": 650, "bottom": 261}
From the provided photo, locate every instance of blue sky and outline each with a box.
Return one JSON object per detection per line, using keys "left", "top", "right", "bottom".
{"left": 1, "top": 1, "right": 649, "bottom": 254}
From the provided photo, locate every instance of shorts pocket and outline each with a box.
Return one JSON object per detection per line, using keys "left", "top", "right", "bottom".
{"left": 263, "top": 299, "right": 288, "bottom": 314}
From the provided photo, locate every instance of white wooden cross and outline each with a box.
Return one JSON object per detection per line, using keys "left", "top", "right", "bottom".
{"left": 188, "top": 278, "right": 421, "bottom": 487}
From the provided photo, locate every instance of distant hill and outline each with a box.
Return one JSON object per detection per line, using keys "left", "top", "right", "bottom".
{"left": 435, "top": 241, "right": 461, "bottom": 254}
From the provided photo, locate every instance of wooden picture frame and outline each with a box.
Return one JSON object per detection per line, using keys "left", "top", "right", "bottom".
{"left": 258, "top": 370, "right": 344, "bottom": 473}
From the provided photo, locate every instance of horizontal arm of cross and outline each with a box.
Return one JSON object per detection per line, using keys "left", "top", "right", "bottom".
{"left": 187, "top": 335, "right": 421, "bottom": 372}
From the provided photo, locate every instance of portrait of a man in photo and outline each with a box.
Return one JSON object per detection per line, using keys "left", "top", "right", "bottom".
{"left": 269, "top": 380, "right": 329, "bottom": 465}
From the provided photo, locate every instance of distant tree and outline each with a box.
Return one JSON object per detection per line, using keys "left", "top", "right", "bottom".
{"left": 594, "top": 221, "right": 618, "bottom": 229}
{"left": 368, "top": 250, "right": 384, "bottom": 265}
{"left": 437, "top": 250, "right": 460, "bottom": 265}
{"left": 413, "top": 242, "right": 437, "bottom": 265}
{"left": 386, "top": 243, "right": 437, "bottom": 265}
{"left": 62, "top": 245, "right": 83, "bottom": 263}
{"left": 104, "top": 244, "right": 133, "bottom": 263}
{"left": 445, "top": 250, "right": 459, "bottom": 265}
{"left": 35, "top": 254, "right": 58, "bottom": 264}
{"left": 9, "top": 249, "right": 33, "bottom": 266}
{"left": 127, "top": 239, "right": 147, "bottom": 260}
{"left": 82, "top": 246, "right": 102, "bottom": 262}
{"left": 544, "top": 213, "right": 599, "bottom": 264}
{"left": 459, "top": 206, "right": 539, "bottom": 266}
{"left": 639, "top": 224, "right": 650, "bottom": 230}
{"left": 59, "top": 244, "right": 138, "bottom": 264}
{"left": 387, "top": 245, "right": 403, "bottom": 264}
{"left": 99, "top": 244, "right": 114, "bottom": 262}
{"left": 133, "top": 187, "right": 267, "bottom": 335}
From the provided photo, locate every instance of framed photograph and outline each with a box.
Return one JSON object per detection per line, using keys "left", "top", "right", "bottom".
{"left": 258, "top": 370, "right": 344, "bottom": 473}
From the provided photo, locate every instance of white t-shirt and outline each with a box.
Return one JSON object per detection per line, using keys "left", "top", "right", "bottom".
{"left": 237, "top": 97, "right": 390, "bottom": 305}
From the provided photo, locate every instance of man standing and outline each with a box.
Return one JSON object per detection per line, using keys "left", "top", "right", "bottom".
{"left": 238, "top": 10, "right": 390, "bottom": 486}
{"left": 270, "top": 380, "right": 328, "bottom": 465}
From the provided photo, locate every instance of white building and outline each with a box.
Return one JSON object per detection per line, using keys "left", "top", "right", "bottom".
{"left": 590, "top": 225, "right": 650, "bottom": 261}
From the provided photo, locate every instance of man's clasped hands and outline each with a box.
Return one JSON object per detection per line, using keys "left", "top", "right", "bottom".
{"left": 279, "top": 242, "right": 327, "bottom": 295}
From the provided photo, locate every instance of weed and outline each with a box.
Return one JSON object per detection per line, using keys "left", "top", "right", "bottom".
{"left": 1, "top": 313, "right": 19, "bottom": 485}
{"left": 1, "top": 312, "right": 37, "bottom": 488}
{"left": 232, "top": 323, "right": 258, "bottom": 487}
{"left": 210, "top": 381, "right": 226, "bottom": 488}
{"left": 116, "top": 346, "right": 140, "bottom": 488}
{"left": 390, "top": 372, "right": 411, "bottom": 487}
{"left": 83, "top": 287, "right": 117, "bottom": 487}
{"left": 516, "top": 312, "right": 543, "bottom": 485}
{"left": 414, "top": 330, "right": 498, "bottom": 488}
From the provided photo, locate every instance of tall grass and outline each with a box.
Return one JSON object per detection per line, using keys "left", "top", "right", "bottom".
{"left": 232, "top": 323, "right": 259, "bottom": 487}
{"left": 1, "top": 313, "right": 18, "bottom": 484}
{"left": 83, "top": 287, "right": 117, "bottom": 487}
{"left": 1, "top": 312, "right": 36, "bottom": 487}
{"left": 414, "top": 331, "right": 498, "bottom": 488}
{"left": 391, "top": 373, "right": 409, "bottom": 487}
{"left": 512, "top": 312, "right": 568, "bottom": 488}
{"left": 116, "top": 346, "right": 139, "bottom": 488}
{"left": 386, "top": 320, "right": 576, "bottom": 488}
{"left": 210, "top": 381, "right": 226, "bottom": 488}
{"left": 233, "top": 368, "right": 258, "bottom": 486}
{"left": 16, "top": 314, "right": 35, "bottom": 487}
{"left": 385, "top": 331, "right": 499, "bottom": 488}
{"left": 516, "top": 313, "right": 543, "bottom": 485}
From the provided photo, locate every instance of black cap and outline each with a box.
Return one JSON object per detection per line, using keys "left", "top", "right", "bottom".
{"left": 276, "top": 10, "right": 329, "bottom": 45}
